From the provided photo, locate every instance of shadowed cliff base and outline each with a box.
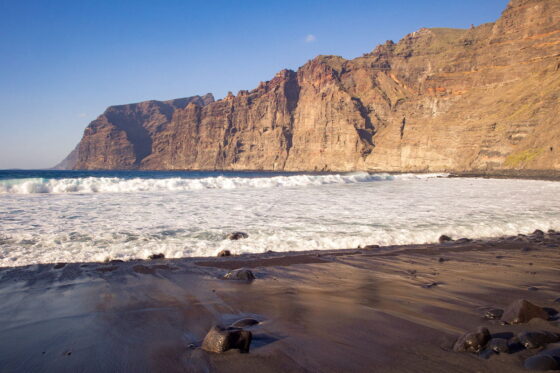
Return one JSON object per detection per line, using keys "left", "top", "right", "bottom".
{"left": 1, "top": 231, "right": 559, "bottom": 372}
{"left": 451, "top": 169, "right": 560, "bottom": 181}
{"left": 57, "top": 0, "right": 560, "bottom": 175}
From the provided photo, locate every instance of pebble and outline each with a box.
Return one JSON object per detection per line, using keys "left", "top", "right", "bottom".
{"left": 484, "top": 308, "right": 504, "bottom": 320}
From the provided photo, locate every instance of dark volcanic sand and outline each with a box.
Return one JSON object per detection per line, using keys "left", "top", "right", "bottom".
{"left": 0, "top": 233, "right": 559, "bottom": 372}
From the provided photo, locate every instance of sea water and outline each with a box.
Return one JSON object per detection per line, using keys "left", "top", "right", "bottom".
{"left": 1, "top": 170, "right": 559, "bottom": 267}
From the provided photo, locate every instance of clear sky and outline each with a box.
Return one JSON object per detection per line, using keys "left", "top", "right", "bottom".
{"left": 0, "top": 0, "right": 509, "bottom": 169}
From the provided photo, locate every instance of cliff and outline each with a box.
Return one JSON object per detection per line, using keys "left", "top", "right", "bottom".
{"left": 61, "top": 0, "right": 560, "bottom": 173}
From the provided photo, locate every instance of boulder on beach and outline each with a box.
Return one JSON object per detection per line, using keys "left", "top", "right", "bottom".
{"left": 227, "top": 232, "right": 248, "bottom": 240}
{"left": 524, "top": 354, "right": 559, "bottom": 371}
{"left": 518, "top": 331, "right": 560, "bottom": 349}
{"left": 201, "top": 326, "right": 252, "bottom": 353}
{"left": 217, "top": 250, "right": 231, "bottom": 257}
{"left": 501, "top": 299, "right": 548, "bottom": 324}
{"left": 439, "top": 235, "right": 452, "bottom": 243}
{"left": 224, "top": 268, "right": 256, "bottom": 281}
{"left": 453, "top": 327, "right": 491, "bottom": 353}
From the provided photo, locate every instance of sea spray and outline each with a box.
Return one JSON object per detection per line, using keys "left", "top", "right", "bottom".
{"left": 0, "top": 171, "right": 558, "bottom": 267}
{"left": 0, "top": 172, "right": 447, "bottom": 194}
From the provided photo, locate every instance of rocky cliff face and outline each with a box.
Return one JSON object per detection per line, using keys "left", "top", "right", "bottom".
{"left": 62, "top": 0, "right": 560, "bottom": 173}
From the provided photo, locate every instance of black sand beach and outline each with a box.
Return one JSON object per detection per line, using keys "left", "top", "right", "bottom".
{"left": 0, "top": 231, "right": 559, "bottom": 372}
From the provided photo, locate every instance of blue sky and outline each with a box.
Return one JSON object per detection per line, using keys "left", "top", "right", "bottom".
{"left": 0, "top": 0, "right": 509, "bottom": 169}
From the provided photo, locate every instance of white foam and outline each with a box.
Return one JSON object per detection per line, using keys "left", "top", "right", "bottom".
{"left": 0, "top": 176, "right": 558, "bottom": 267}
{"left": 0, "top": 173, "right": 447, "bottom": 194}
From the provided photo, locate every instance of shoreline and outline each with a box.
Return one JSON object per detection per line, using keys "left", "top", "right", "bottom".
{"left": 450, "top": 170, "right": 560, "bottom": 181}
{"left": 0, "top": 231, "right": 559, "bottom": 372}
{"left": 4, "top": 169, "right": 560, "bottom": 182}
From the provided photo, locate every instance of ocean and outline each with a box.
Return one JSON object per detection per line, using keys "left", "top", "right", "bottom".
{"left": 1, "top": 170, "right": 559, "bottom": 267}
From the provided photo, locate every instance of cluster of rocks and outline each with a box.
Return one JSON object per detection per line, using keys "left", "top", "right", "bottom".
{"left": 506, "top": 229, "right": 559, "bottom": 245}
{"left": 195, "top": 259, "right": 259, "bottom": 354}
{"left": 454, "top": 299, "right": 560, "bottom": 370}
{"left": 437, "top": 235, "right": 473, "bottom": 244}
{"left": 438, "top": 229, "right": 560, "bottom": 247}
{"left": 213, "top": 232, "right": 250, "bottom": 257}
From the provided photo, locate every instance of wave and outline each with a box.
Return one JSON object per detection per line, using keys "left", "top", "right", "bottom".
{"left": 0, "top": 172, "right": 448, "bottom": 194}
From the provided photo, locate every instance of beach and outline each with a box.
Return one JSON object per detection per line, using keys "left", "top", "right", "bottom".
{"left": 2, "top": 0, "right": 560, "bottom": 371}
{"left": 0, "top": 231, "right": 558, "bottom": 372}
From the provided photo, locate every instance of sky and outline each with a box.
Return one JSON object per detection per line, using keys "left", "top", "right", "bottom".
{"left": 0, "top": 0, "right": 509, "bottom": 169}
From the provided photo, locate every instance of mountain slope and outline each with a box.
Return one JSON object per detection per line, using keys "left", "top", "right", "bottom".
{"left": 61, "top": 0, "right": 560, "bottom": 173}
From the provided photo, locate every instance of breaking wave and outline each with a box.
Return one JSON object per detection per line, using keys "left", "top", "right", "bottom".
{"left": 0, "top": 172, "right": 448, "bottom": 194}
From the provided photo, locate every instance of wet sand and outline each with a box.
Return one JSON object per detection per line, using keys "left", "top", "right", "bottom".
{"left": 0, "top": 232, "right": 559, "bottom": 372}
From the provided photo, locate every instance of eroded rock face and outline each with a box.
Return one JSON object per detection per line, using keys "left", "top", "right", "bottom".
{"left": 71, "top": 95, "right": 215, "bottom": 170}
{"left": 61, "top": 0, "right": 560, "bottom": 173}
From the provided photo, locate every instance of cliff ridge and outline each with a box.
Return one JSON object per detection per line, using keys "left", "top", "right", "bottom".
{"left": 60, "top": 0, "right": 560, "bottom": 173}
